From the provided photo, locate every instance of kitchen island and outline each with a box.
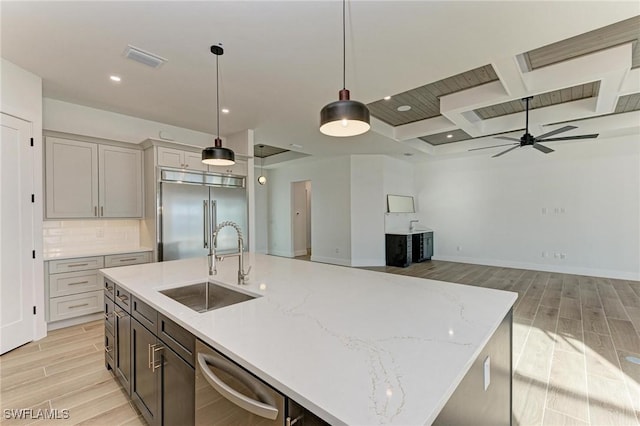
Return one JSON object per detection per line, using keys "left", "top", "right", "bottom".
{"left": 100, "top": 253, "right": 517, "bottom": 425}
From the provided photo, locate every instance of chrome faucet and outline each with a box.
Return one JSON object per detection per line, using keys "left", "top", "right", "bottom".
{"left": 208, "top": 221, "right": 251, "bottom": 285}
{"left": 409, "top": 220, "right": 419, "bottom": 232}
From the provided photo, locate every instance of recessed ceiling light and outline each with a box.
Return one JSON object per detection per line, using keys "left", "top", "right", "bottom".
{"left": 110, "top": 75, "right": 121, "bottom": 82}
{"left": 446, "top": 134, "right": 453, "bottom": 138}
{"left": 384, "top": 96, "right": 391, "bottom": 100}
{"left": 221, "top": 108, "right": 230, "bottom": 114}
{"left": 397, "top": 105, "right": 411, "bottom": 112}
{"left": 403, "top": 153, "right": 413, "bottom": 156}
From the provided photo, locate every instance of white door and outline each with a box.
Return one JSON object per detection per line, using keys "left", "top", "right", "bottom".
{"left": 0, "top": 113, "right": 35, "bottom": 354}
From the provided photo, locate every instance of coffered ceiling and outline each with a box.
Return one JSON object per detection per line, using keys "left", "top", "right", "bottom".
{"left": 1, "top": 2, "right": 639, "bottom": 160}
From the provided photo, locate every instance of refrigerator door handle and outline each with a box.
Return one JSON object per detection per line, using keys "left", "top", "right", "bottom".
{"left": 203, "top": 200, "right": 209, "bottom": 248}
{"left": 211, "top": 201, "right": 217, "bottom": 248}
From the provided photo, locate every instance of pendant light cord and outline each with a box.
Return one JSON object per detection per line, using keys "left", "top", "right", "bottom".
{"left": 342, "top": 0, "right": 346, "bottom": 90}
{"left": 216, "top": 52, "right": 220, "bottom": 139}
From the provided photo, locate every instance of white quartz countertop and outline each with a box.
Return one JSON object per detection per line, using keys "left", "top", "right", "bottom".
{"left": 44, "top": 246, "right": 153, "bottom": 261}
{"left": 100, "top": 254, "right": 516, "bottom": 425}
{"left": 386, "top": 228, "right": 434, "bottom": 235}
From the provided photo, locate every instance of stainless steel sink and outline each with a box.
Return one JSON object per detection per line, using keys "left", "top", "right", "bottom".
{"left": 160, "top": 282, "right": 256, "bottom": 313}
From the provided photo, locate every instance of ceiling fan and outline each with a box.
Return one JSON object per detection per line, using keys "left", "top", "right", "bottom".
{"left": 469, "top": 96, "right": 599, "bottom": 157}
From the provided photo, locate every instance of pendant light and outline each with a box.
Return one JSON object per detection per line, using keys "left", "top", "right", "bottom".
{"left": 257, "top": 145, "right": 267, "bottom": 185}
{"left": 202, "top": 44, "right": 235, "bottom": 166}
{"left": 319, "top": 0, "right": 370, "bottom": 137}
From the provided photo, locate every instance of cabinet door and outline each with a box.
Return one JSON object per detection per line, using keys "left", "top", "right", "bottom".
{"left": 208, "top": 158, "right": 247, "bottom": 177}
{"left": 45, "top": 137, "right": 99, "bottom": 218}
{"left": 161, "top": 346, "right": 195, "bottom": 426}
{"left": 157, "top": 147, "right": 184, "bottom": 168}
{"left": 385, "top": 235, "right": 410, "bottom": 267}
{"left": 131, "top": 319, "right": 161, "bottom": 426}
{"left": 114, "top": 306, "right": 131, "bottom": 395}
{"left": 425, "top": 232, "right": 434, "bottom": 259}
{"left": 99, "top": 145, "right": 143, "bottom": 218}
{"left": 184, "top": 151, "right": 208, "bottom": 172}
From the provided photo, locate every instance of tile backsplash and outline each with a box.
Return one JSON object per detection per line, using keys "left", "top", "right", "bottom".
{"left": 43, "top": 220, "right": 141, "bottom": 254}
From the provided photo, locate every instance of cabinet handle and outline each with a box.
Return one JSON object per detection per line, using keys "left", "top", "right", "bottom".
{"left": 104, "top": 312, "right": 112, "bottom": 320}
{"left": 117, "top": 294, "right": 129, "bottom": 303}
{"left": 185, "top": 164, "right": 189, "bottom": 168}
{"left": 67, "top": 263, "right": 89, "bottom": 268}
{"left": 113, "top": 310, "right": 124, "bottom": 318}
{"left": 149, "top": 344, "right": 163, "bottom": 372}
{"left": 94, "top": 206, "right": 97, "bottom": 216}
{"left": 101, "top": 206, "right": 104, "bottom": 216}
{"left": 105, "top": 345, "right": 112, "bottom": 353}
{"left": 118, "top": 258, "right": 137, "bottom": 262}
{"left": 67, "top": 280, "right": 89, "bottom": 286}
{"left": 105, "top": 285, "right": 114, "bottom": 292}
{"left": 148, "top": 344, "right": 152, "bottom": 369}
{"left": 69, "top": 303, "right": 89, "bottom": 309}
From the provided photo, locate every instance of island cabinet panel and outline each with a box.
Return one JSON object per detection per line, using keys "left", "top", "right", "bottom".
{"left": 131, "top": 318, "right": 161, "bottom": 425}
{"left": 114, "top": 296, "right": 132, "bottom": 395}
{"left": 109, "top": 293, "right": 196, "bottom": 426}
{"left": 433, "top": 309, "right": 513, "bottom": 426}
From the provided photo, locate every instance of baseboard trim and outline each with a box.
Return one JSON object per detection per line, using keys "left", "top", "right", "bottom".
{"left": 294, "top": 249, "right": 308, "bottom": 257}
{"left": 350, "top": 258, "right": 386, "bottom": 267}
{"left": 432, "top": 255, "right": 640, "bottom": 280}
{"left": 47, "top": 312, "right": 103, "bottom": 331}
{"left": 310, "top": 256, "right": 351, "bottom": 267}
{"left": 268, "top": 250, "right": 294, "bottom": 258}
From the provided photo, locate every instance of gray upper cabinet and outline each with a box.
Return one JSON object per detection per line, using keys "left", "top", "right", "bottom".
{"left": 99, "top": 145, "right": 142, "bottom": 218}
{"left": 45, "top": 136, "right": 143, "bottom": 219}
{"left": 45, "top": 137, "right": 99, "bottom": 218}
{"left": 157, "top": 146, "right": 207, "bottom": 172}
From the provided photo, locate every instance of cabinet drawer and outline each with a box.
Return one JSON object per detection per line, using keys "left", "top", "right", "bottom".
{"left": 114, "top": 285, "right": 131, "bottom": 312}
{"left": 104, "top": 295, "right": 115, "bottom": 335}
{"left": 104, "top": 277, "right": 116, "bottom": 299}
{"left": 131, "top": 296, "right": 158, "bottom": 333}
{"left": 158, "top": 313, "right": 195, "bottom": 367}
{"left": 105, "top": 329, "right": 115, "bottom": 370}
{"left": 49, "top": 291, "right": 103, "bottom": 322}
{"left": 104, "top": 252, "right": 150, "bottom": 268}
{"left": 48, "top": 256, "right": 104, "bottom": 274}
{"left": 49, "top": 270, "right": 100, "bottom": 297}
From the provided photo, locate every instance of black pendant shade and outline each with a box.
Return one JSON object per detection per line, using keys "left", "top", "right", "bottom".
{"left": 320, "top": 89, "right": 370, "bottom": 137}
{"left": 319, "top": 0, "right": 370, "bottom": 137}
{"left": 202, "top": 44, "right": 236, "bottom": 166}
{"left": 202, "top": 137, "right": 235, "bottom": 166}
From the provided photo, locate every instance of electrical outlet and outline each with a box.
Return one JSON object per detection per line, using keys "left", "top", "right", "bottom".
{"left": 541, "top": 251, "right": 547, "bottom": 258}
{"left": 560, "top": 253, "right": 566, "bottom": 259}
{"left": 335, "top": 248, "right": 340, "bottom": 254}
{"left": 541, "top": 207, "right": 547, "bottom": 215}
{"left": 560, "top": 207, "right": 565, "bottom": 214}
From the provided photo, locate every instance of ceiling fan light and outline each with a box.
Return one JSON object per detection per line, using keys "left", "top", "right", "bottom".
{"left": 320, "top": 90, "right": 370, "bottom": 137}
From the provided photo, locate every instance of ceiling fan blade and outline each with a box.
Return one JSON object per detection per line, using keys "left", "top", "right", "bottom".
{"left": 538, "top": 133, "right": 599, "bottom": 142}
{"left": 535, "top": 125, "right": 577, "bottom": 140}
{"left": 533, "top": 143, "right": 553, "bottom": 154}
{"left": 494, "top": 136, "right": 521, "bottom": 142}
{"left": 468, "top": 142, "right": 518, "bottom": 152}
{"left": 492, "top": 145, "right": 520, "bottom": 158}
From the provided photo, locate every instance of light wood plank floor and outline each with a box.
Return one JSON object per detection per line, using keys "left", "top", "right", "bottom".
{"left": 364, "top": 260, "right": 640, "bottom": 426}
{"left": 0, "top": 321, "right": 143, "bottom": 425}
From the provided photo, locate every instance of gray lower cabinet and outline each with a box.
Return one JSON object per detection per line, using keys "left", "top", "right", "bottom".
{"left": 105, "top": 282, "right": 195, "bottom": 426}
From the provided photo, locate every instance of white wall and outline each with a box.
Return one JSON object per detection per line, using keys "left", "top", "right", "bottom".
{"left": 254, "top": 168, "right": 270, "bottom": 254}
{"left": 268, "top": 157, "right": 351, "bottom": 266}
{"left": 292, "top": 181, "right": 308, "bottom": 256}
{"left": 350, "top": 155, "right": 385, "bottom": 266}
{"left": 415, "top": 135, "right": 640, "bottom": 279}
{"left": 0, "top": 58, "right": 46, "bottom": 339}
{"left": 43, "top": 98, "right": 249, "bottom": 155}
{"left": 383, "top": 156, "right": 420, "bottom": 233}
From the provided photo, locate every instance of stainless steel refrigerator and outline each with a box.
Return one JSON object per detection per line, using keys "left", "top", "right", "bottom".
{"left": 158, "top": 169, "right": 247, "bottom": 261}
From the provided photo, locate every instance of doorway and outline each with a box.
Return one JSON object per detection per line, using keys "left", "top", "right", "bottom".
{"left": 292, "top": 180, "right": 311, "bottom": 260}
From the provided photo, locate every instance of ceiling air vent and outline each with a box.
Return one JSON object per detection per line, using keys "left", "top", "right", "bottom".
{"left": 123, "top": 45, "right": 167, "bottom": 69}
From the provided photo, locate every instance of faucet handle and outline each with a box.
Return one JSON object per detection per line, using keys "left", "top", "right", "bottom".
{"left": 243, "top": 266, "right": 252, "bottom": 277}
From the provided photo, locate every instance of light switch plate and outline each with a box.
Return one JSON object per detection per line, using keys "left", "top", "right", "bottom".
{"left": 483, "top": 356, "right": 491, "bottom": 390}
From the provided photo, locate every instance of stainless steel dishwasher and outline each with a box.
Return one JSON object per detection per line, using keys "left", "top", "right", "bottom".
{"left": 195, "top": 340, "right": 286, "bottom": 425}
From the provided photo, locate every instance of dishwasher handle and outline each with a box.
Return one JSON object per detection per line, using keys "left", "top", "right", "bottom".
{"left": 197, "top": 352, "right": 279, "bottom": 420}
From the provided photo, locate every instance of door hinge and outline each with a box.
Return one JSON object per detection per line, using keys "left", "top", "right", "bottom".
{"left": 33, "top": 306, "right": 36, "bottom": 315}
{"left": 30, "top": 138, "right": 34, "bottom": 147}
{"left": 32, "top": 250, "right": 36, "bottom": 259}
{"left": 31, "top": 194, "right": 35, "bottom": 203}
